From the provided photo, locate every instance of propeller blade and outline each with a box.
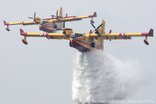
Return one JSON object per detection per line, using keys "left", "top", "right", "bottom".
{"left": 34, "top": 12, "right": 36, "bottom": 18}
{"left": 28, "top": 17, "right": 34, "bottom": 19}
{"left": 90, "top": 20, "right": 94, "bottom": 24}
{"left": 91, "top": 22, "right": 96, "bottom": 29}
{"left": 96, "top": 23, "right": 103, "bottom": 29}
{"left": 28, "top": 12, "right": 36, "bottom": 20}
{"left": 63, "top": 22, "right": 65, "bottom": 28}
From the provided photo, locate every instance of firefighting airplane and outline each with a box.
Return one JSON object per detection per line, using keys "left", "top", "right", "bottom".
{"left": 19, "top": 20, "right": 154, "bottom": 52}
{"left": 3, "top": 7, "right": 97, "bottom": 32}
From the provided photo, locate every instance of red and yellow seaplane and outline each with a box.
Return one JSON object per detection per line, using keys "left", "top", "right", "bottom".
{"left": 19, "top": 20, "right": 154, "bottom": 52}
{"left": 3, "top": 7, "right": 97, "bottom": 33}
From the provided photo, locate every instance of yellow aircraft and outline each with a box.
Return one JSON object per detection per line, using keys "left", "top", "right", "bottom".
{"left": 3, "top": 7, "right": 97, "bottom": 32}
{"left": 18, "top": 20, "right": 154, "bottom": 52}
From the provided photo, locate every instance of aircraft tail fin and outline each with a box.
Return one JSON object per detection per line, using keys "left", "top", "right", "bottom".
{"left": 93, "top": 20, "right": 105, "bottom": 50}
{"left": 98, "top": 20, "right": 105, "bottom": 34}
{"left": 58, "top": 7, "right": 63, "bottom": 17}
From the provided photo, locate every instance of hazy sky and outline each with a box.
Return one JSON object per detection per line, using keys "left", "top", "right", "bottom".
{"left": 0, "top": 0, "right": 156, "bottom": 104}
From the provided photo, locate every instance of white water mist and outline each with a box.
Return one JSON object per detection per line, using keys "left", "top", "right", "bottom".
{"left": 72, "top": 50, "right": 140, "bottom": 104}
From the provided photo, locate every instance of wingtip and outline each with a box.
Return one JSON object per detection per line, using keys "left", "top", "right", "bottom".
{"left": 149, "top": 28, "right": 154, "bottom": 37}
{"left": 20, "top": 28, "right": 24, "bottom": 33}
{"left": 3, "top": 20, "right": 8, "bottom": 25}
{"left": 20, "top": 28, "right": 25, "bottom": 36}
{"left": 93, "top": 12, "right": 97, "bottom": 17}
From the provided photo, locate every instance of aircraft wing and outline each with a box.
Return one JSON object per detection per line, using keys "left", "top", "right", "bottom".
{"left": 86, "top": 29, "right": 153, "bottom": 40}
{"left": 3, "top": 21, "right": 38, "bottom": 26}
{"left": 47, "top": 12, "right": 97, "bottom": 23}
{"left": 3, "top": 20, "right": 38, "bottom": 31}
{"left": 20, "top": 29, "right": 69, "bottom": 40}
{"left": 85, "top": 29, "right": 153, "bottom": 45}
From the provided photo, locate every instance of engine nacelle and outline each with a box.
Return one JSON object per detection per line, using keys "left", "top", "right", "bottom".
{"left": 34, "top": 17, "right": 41, "bottom": 24}
{"left": 63, "top": 28, "right": 73, "bottom": 37}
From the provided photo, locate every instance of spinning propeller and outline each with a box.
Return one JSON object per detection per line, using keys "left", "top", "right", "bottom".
{"left": 90, "top": 20, "right": 103, "bottom": 36}
{"left": 28, "top": 12, "right": 41, "bottom": 24}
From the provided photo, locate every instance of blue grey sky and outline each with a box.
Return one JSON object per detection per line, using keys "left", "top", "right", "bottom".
{"left": 0, "top": 0, "right": 156, "bottom": 104}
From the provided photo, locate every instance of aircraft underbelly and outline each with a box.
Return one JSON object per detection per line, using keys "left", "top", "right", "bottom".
{"left": 70, "top": 40, "right": 90, "bottom": 52}
{"left": 70, "top": 39, "right": 103, "bottom": 52}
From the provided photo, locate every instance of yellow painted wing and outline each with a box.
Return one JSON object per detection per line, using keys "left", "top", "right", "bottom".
{"left": 4, "top": 21, "right": 37, "bottom": 25}
{"left": 20, "top": 29, "right": 69, "bottom": 39}
{"left": 85, "top": 29, "right": 153, "bottom": 40}
{"left": 48, "top": 12, "right": 97, "bottom": 23}
{"left": 4, "top": 20, "right": 39, "bottom": 31}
